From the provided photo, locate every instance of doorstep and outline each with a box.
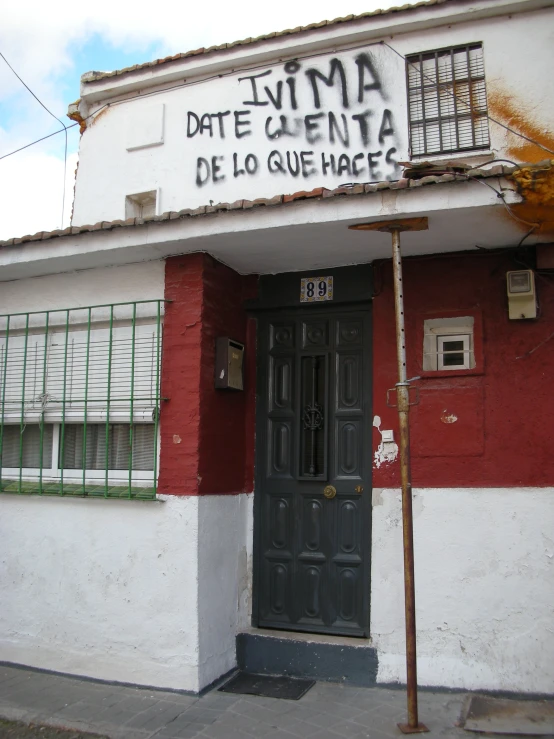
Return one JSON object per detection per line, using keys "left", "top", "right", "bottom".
{"left": 236, "top": 627, "right": 378, "bottom": 687}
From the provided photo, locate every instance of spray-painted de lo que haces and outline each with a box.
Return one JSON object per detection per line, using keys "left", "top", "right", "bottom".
{"left": 186, "top": 50, "right": 403, "bottom": 188}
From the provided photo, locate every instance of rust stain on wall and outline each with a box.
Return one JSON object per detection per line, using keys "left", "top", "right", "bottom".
{"left": 487, "top": 86, "right": 554, "bottom": 236}
{"left": 67, "top": 100, "right": 87, "bottom": 134}
{"left": 508, "top": 161, "right": 554, "bottom": 238}
{"left": 67, "top": 102, "right": 111, "bottom": 133}
{"left": 488, "top": 88, "right": 554, "bottom": 163}
{"left": 88, "top": 106, "right": 111, "bottom": 128}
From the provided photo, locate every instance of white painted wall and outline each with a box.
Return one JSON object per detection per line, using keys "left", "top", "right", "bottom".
{"left": 0, "top": 494, "right": 201, "bottom": 690}
{"left": 0, "top": 492, "right": 253, "bottom": 692}
{"left": 73, "top": 44, "right": 406, "bottom": 225}
{"left": 197, "top": 493, "right": 254, "bottom": 688}
{"left": 71, "top": 3, "right": 554, "bottom": 226}
{"left": 0, "top": 260, "right": 165, "bottom": 313}
{"left": 2, "top": 263, "right": 553, "bottom": 694}
{"left": 370, "top": 487, "right": 554, "bottom": 694}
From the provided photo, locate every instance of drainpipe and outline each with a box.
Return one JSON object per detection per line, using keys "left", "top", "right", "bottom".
{"left": 349, "top": 217, "right": 429, "bottom": 734}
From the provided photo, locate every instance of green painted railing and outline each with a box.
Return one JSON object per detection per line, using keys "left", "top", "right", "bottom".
{"left": 0, "top": 300, "right": 165, "bottom": 500}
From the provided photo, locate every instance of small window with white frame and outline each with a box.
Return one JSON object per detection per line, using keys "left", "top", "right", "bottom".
{"left": 423, "top": 317, "right": 475, "bottom": 372}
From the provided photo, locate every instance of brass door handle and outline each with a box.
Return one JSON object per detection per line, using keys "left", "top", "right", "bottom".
{"left": 354, "top": 485, "right": 363, "bottom": 494}
{"left": 323, "top": 485, "right": 336, "bottom": 499}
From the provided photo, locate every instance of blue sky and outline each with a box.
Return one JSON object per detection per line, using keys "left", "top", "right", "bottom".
{"left": 0, "top": 0, "right": 415, "bottom": 239}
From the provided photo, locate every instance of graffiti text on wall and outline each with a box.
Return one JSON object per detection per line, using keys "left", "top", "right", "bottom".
{"left": 185, "top": 52, "right": 402, "bottom": 188}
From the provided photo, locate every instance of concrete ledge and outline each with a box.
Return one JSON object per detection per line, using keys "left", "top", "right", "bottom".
{"left": 237, "top": 629, "right": 378, "bottom": 687}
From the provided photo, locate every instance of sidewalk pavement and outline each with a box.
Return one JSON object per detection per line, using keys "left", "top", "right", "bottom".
{"left": 0, "top": 664, "right": 472, "bottom": 739}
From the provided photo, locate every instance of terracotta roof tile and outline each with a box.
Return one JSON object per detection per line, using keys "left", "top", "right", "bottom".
{"left": 82, "top": 0, "right": 454, "bottom": 84}
{"left": 1, "top": 161, "right": 548, "bottom": 249}
{"left": 283, "top": 187, "right": 325, "bottom": 203}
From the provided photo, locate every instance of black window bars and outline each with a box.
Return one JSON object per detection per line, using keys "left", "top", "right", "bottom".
{"left": 407, "top": 43, "right": 490, "bottom": 157}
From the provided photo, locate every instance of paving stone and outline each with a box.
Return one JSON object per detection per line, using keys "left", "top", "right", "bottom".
{"left": 180, "top": 706, "right": 221, "bottom": 723}
{"left": 199, "top": 729, "right": 251, "bottom": 739}
{"left": 154, "top": 729, "right": 201, "bottom": 739}
{"left": 207, "top": 713, "right": 263, "bottom": 735}
{"left": 304, "top": 710, "right": 345, "bottom": 729}
{"left": 97, "top": 694, "right": 163, "bottom": 723}
{"left": 49, "top": 700, "right": 109, "bottom": 722}
{"left": 0, "top": 664, "right": 473, "bottom": 739}
{"left": 283, "top": 719, "right": 327, "bottom": 738}
{"left": 197, "top": 692, "right": 237, "bottom": 708}
{"left": 96, "top": 727, "right": 153, "bottom": 739}
{"left": 243, "top": 729, "right": 298, "bottom": 739}
{"left": 153, "top": 717, "right": 206, "bottom": 736}
{"left": 284, "top": 704, "right": 324, "bottom": 722}
{"left": 332, "top": 720, "right": 379, "bottom": 738}
{"left": 0, "top": 670, "right": 35, "bottom": 688}
{"left": 124, "top": 700, "right": 186, "bottom": 731}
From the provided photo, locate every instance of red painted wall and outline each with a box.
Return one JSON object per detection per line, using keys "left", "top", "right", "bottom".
{"left": 158, "top": 253, "right": 256, "bottom": 496}
{"left": 198, "top": 255, "right": 257, "bottom": 495}
{"left": 372, "top": 251, "right": 554, "bottom": 487}
{"left": 160, "top": 249, "right": 552, "bottom": 494}
{"left": 158, "top": 254, "right": 204, "bottom": 495}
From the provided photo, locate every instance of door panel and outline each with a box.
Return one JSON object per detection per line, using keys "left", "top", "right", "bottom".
{"left": 255, "top": 308, "right": 371, "bottom": 636}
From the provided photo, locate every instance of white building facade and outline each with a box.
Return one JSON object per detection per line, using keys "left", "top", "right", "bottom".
{"left": 1, "top": 0, "right": 554, "bottom": 696}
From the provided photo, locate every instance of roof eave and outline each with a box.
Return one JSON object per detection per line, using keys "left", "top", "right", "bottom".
{"left": 78, "top": 0, "right": 554, "bottom": 106}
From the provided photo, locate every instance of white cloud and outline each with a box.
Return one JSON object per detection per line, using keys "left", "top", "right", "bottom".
{"left": 1, "top": 0, "right": 419, "bottom": 239}
{"left": 0, "top": 149, "right": 78, "bottom": 239}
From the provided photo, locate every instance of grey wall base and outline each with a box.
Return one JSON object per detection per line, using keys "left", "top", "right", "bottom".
{"left": 237, "top": 631, "right": 378, "bottom": 687}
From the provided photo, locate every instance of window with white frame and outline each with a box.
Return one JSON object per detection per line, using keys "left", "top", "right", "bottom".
{"left": 406, "top": 43, "right": 490, "bottom": 156}
{"left": 423, "top": 317, "right": 475, "bottom": 372}
{"left": 0, "top": 300, "right": 164, "bottom": 499}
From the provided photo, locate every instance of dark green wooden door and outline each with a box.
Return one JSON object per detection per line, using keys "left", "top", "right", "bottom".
{"left": 255, "top": 308, "right": 372, "bottom": 636}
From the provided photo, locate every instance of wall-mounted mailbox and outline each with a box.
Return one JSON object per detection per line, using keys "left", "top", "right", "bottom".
{"left": 215, "top": 338, "right": 244, "bottom": 390}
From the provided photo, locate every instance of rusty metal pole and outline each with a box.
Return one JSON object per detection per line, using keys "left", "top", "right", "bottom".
{"left": 390, "top": 227, "right": 428, "bottom": 734}
{"left": 348, "top": 216, "right": 429, "bottom": 733}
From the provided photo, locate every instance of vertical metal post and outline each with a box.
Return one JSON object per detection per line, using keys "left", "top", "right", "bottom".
{"left": 104, "top": 305, "right": 114, "bottom": 497}
{"left": 128, "top": 303, "right": 137, "bottom": 498}
{"left": 59, "top": 310, "right": 71, "bottom": 495}
{"left": 152, "top": 301, "right": 161, "bottom": 497}
{"left": 18, "top": 314, "right": 30, "bottom": 494}
{"left": 0, "top": 316, "right": 10, "bottom": 493}
{"left": 38, "top": 312, "right": 50, "bottom": 494}
{"left": 390, "top": 228, "right": 428, "bottom": 735}
{"left": 82, "top": 308, "right": 91, "bottom": 495}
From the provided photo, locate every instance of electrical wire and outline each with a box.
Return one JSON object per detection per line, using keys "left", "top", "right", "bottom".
{"left": 0, "top": 123, "right": 79, "bottom": 161}
{"left": 0, "top": 37, "right": 384, "bottom": 165}
{"left": 2, "top": 32, "right": 553, "bottom": 172}
{"left": 447, "top": 171, "right": 541, "bottom": 247}
{"left": 0, "top": 51, "right": 70, "bottom": 228}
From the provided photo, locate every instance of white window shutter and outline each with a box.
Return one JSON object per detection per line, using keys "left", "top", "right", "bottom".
{"left": 0, "top": 333, "right": 48, "bottom": 423}
{"left": 44, "top": 322, "right": 160, "bottom": 423}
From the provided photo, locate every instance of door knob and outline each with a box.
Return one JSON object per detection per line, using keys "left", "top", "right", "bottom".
{"left": 354, "top": 485, "right": 363, "bottom": 494}
{"left": 323, "top": 485, "right": 336, "bottom": 499}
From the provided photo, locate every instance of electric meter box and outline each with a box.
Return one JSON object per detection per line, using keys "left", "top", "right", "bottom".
{"left": 215, "top": 338, "right": 244, "bottom": 390}
{"left": 506, "top": 270, "right": 537, "bottom": 320}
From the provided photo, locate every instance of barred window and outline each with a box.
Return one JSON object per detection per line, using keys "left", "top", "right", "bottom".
{"left": 407, "top": 43, "right": 490, "bottom": 156}
{"left": 0, "top": 300, "right": 164, "bottom": 500}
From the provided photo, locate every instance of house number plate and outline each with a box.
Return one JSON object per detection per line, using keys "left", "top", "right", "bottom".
{"left": 300, "top": 276, "right": 334, "bottom": 303}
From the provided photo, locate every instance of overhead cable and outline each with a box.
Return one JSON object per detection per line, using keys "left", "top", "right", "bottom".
{"left": 1, "top": 34, "right": 553, "bottom": 166}
{"left": 0, "top": 51, "right": 71, "bottom": 228}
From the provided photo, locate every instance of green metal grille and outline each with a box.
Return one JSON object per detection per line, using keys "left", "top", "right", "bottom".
{"left": 0, "top": 300, "right": 164, "bottom": 500}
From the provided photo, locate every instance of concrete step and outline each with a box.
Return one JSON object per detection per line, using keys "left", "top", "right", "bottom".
{"left": 236, "top": 627, "right": 378, "bottom": 687}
